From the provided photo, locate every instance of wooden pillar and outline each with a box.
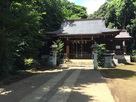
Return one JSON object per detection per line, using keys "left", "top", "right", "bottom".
{"left": 123, "top": 40, "right": 126, "bottom": 54}
{"left": 81, "top": 43, "right": 83, "bottom": 57}
{"left": 76, "top": 42, "right": 78, "bottom": 57}
{"left": 80, "top": 37, "right": 83, "bottom": 57}
{"left": 66, "top": 37, "right": 69, "bottom": 58}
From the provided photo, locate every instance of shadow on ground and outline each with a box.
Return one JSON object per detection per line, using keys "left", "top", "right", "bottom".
{"left": 67, "top": 68, "right": 105, "bottom": 102}
{"left": 67, "top": 91, "right": 94, "bottom": 102}
{"left": 100, "top": 69, "right": 136, "bottom": 79}
{"left": 0, "top": 67, "right": 106, "bottom": 102}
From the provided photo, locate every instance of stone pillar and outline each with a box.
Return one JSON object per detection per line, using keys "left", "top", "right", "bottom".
{"left": 93, "top": 50, "right": 98, "bottom": 70}
{"left": 52, "top": 51, "right": 57, "bottom": 66}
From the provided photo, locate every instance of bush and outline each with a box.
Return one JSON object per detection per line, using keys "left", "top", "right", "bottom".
{"left": 131, "top": 50, "right": 136, "bottom": 56}
{"left": 131, "top": 50, "right": 136, "bottom": 62}
{"left": 97, "top": 44, "right": 106, "bottom": 67}
{"left": 24, "top": 58, "right": 34, "bottom": 66}
{"left": 131, "top": 56, "right": 136, "bottom": 62}
{"left": 53, "top": 39, "right": 64, "bottom": 65}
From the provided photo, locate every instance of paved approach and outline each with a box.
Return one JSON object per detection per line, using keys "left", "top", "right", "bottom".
{"left": 0, "top": 67, "right": 115, "bottom": 102}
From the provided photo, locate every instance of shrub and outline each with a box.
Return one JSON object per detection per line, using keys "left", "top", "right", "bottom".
{"left": 97, "top": 44, "right": 106, "bottom": 67}
{"left": 131, "top": 50, "right": 136, "bottom": 56}
{"left": 131, "top": 50, "right": 136, "bottom": 62}
{"left": 131, "top": 56, "right": 136, "bottom": 62}
{"left": 53, "top": 39, "right": 64, "bottom": 65}
{"left": 24, "top": 58, "right": 33, "bottom": 66}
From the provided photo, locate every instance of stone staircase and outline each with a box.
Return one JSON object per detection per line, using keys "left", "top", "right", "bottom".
{"left": 62, "top": 59, "right": 93, "bottom": 67}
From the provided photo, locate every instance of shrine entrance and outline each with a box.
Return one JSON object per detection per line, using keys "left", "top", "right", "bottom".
{"left": 68, "top": 40, "right": 93, "bottom": 59}
{"left": 60, "top": 36, "right": 95, "bottom": 59}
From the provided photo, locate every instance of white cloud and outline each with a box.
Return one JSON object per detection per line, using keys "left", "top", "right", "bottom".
{"left": 83, "top": 0, "right": 105, "bottom": 14}
{"left": 68, "top": 0, "right": 106, "bottom": 14}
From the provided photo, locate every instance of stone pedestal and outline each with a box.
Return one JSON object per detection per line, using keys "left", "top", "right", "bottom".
{"left": 49, "top": 43, "right": 58, "bottom": 66}
{"left": 93, "top": 51, "right": 98, "bottom": 70}
{"left": 52, "top": 51, "right": 57, "bottom": 66}
{"left": 104, "top": 53, "right": 115, "bottom": 68}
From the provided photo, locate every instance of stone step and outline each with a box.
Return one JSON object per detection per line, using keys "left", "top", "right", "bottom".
{"left": 63, "top": 59, "right": 93, "bottom": 67}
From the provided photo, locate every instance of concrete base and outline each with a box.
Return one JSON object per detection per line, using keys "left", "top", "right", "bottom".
{"left": 114, "top": 55, "right": 131, "bottom": 63}
{"left": 59, "top": 64, "right": 68, "bottom": 68}
{"left": 104, "top": 56, "right": 115, "bottom": 68}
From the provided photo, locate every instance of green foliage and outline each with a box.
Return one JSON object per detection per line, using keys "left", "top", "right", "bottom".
{"left": 131, "top": 50, "right": 136, "bottom": 56}
{"left": 41, "top": 0, "right": 88, "bottom": 32}
{"left": 131, "top": 56, "right": 136, "bottom": 62}
{"left": 40, "top": 0, "right": 64, "bottom": 32}
{"left": 0, "top": 0, "right": 88, "bottom": 78}
{"left": 0, "top": 0, "right": 44, "bottom": 78}
{"left": 97, "top": 44, "right": 106, "bottom": 67}
{"left": 107, "top": 22, "right": 117, "bottom": 29}
{"left": 62, "top": 2, "right": 88, "bottom": 20}
{"left": 53, "top": 39, "right": 64, "bottom": 65}
{"left": 131, "top": 50, "right": 136, "bottom": 62}
{"left": 89, "top": 0, "right": 136, "bottom": 51}
{"left": 24, "top": 58, "right": 34, "bottom": 66}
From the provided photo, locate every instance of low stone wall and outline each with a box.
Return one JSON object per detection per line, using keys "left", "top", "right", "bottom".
{"left": 114, "top": 55, "right": 131, "bottom": 63}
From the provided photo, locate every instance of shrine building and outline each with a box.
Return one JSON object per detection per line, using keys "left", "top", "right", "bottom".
{"left": 46, "top": 18, "right": 132, "bottom": 60}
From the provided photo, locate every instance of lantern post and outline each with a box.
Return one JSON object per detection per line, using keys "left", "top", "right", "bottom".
{"left": 51, "top": 43, "right": 58, "bottom": 66}
{"left": 91, "top": 42, "right": 99, "bottom": 70}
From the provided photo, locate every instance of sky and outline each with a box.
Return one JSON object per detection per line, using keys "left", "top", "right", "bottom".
{"left": 68, "top": 0, "right": 106, "bottom": 14}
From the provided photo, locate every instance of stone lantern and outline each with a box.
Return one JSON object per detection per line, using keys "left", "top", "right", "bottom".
{"left": 51, "top": 43, "right": 58, "bottom": 66}
{"left": 115, "top": 29, "right": 132, "bottom": 54}
{"left": 91, "top": 42, "right": 99, "bottom": 70}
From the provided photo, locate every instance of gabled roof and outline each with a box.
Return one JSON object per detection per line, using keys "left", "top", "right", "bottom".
{"left": 46, "top": 18, "right": 120, "bottom": 35}
{"left": 115, "top": 29, "right": 132, "bottom": 39}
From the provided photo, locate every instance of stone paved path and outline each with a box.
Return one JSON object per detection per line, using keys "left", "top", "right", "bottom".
{"left": 0, "top": 67, "right": 115, "bottom": 102}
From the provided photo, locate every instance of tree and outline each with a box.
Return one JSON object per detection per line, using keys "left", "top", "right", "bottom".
{"left": 0, "top": 0, "right": 44, "bottom": 78}
{"left": 41, "top": 0, "right": 88, "bottom": 32}
{"left": 0, "top": 0, "right": 89, "bottom": 78}
{"left": 89, "top": 0, "right": 136, "bottom": 50}
{"left": 107, "top": 0, "right": 136, "bottom": 50}
{"left": 61, "top": 1, "right": 88, "bottom": 20}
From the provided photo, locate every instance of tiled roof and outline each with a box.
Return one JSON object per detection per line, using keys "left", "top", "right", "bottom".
{"left": 46, "top": 18, "right": 119, "bottom": 35}
{"left": 115, "top": 29, "right": 132, "bottom": 38}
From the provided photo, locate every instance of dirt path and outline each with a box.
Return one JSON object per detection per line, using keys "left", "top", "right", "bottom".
{"left": 106, "top": 78, "right": 136, "bottom": 102}
{"left": 100, "top": 63, "right": 136, "bottom": 102}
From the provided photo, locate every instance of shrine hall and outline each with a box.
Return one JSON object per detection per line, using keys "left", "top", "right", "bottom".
{"left": 46, "top": 18, "right": 132, "bottom": 59}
